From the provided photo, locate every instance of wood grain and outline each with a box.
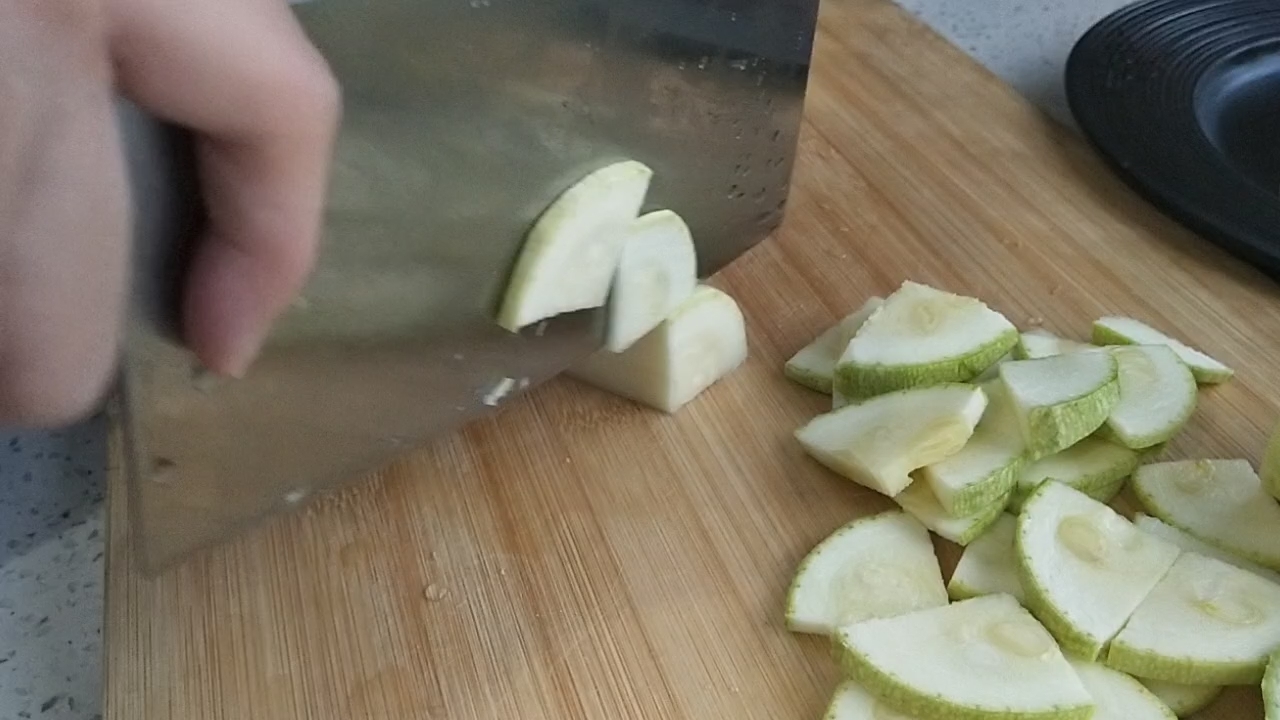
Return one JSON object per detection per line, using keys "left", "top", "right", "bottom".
{"left": 106, "top": 0, "right": 1280, "bottom": 717}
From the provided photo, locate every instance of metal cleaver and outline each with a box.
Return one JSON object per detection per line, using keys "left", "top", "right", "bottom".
{"left": 118, "top": 0, "right": 819, "bottom": 573}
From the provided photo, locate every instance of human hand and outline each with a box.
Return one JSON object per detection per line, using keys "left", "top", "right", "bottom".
{"left": 0, "top": 0, "right": 340, "bottom": 426}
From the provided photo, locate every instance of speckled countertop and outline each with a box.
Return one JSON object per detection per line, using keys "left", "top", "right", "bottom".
{"left": 895, "top": 0, "right": 1130, "bottom": 127}
{"left": 0, "top": 419, "right": 106, "bottom": 720}
{"left": 0, "top": 2, "right": 1131, "bottom": 718}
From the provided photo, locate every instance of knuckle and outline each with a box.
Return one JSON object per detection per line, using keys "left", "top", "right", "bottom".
{"left": 263, "top": 42, "right": 342, "bottom": 134}
{"left": 302, "top": 60, "right": 342, "bottom": 120}
{"left": 287, "top": 58, "right": 343, "bottom": 139}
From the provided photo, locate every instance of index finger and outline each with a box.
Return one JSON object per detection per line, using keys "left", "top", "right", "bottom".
{"left": 109, "top": 0, "right": 341, "bottom": 376}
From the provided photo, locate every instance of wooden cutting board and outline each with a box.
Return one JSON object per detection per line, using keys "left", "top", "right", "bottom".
{"left": 105, "top": 0, "right": 1280, "bottom": 717}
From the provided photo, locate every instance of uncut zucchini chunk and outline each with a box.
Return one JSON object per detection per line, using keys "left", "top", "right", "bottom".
{"left": 786, "top": 298, "right": 884, "bottom": 394}
{"left": 834, "top": 281, "right": 1017, "bottom": 399}
{"left": 948, "top": 513, "right": 1025, "bottom": 603}
{"left": 1009, "top": 435, "right": 1138, "bottom": 511}
{"left": 895, "top": 480, "right": 1009, "bottom": 547}
{"left": 834, "top": 594, "right": 1094, "bottom": 720}
{"left": 922, "top": 380, "right": 1026, "bottom": 517}
{"left": 1132, "top": 459, "right": 1280, "bottom": 572}
{"left": 1069, "top": 661, "right": 1176, "bottom": 720}
{"left": 1133, "top": 513, "right": 1280, "bottom": 585}
{"left": 569, "top": 285, "right": 746, "bottom": 413}
{"left": 1107, "top": 552, "right": 1280, "bottom": 685}
{"left": 602, "top": 210, "right": 698, "bottom": 353}
{"left": 1016, "top": 482, "right": 1181, "bottom": 660}
{"left": 785, "top": 511, "right": 947, "bottom": 635}
{"left": 1092, "top": 316, "right": 1233, "bottom": 384}
{"left": 1015, "top": 329, "right": 1099, "bottom": 360}
{"left": 998, "top": 352, "right": 1120, "bottom": 458}
{"left": 1139, "top": 680, "right": 1222, "bottom": 718}
{"left": 497, "top": 160, "right": 653, "bottom": 331}
{"left": 1100, "top": 345, "right": 1197, "bottom": 450}
{"left": 795, "top": 384, "right": 987, "bottom": 497}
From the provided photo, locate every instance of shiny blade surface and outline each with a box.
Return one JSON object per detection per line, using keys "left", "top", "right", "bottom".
{"left": 120, "top": 0, "right": 818, "bottom": 573}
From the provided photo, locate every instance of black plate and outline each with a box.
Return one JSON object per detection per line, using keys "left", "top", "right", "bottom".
{"left": 1066, "top": 0, "right": 1280, "bottom": 278}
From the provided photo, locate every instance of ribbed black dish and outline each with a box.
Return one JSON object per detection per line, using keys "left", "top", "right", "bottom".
{"left": 1066, "top": 0, "right": 1280, "bottom": 278}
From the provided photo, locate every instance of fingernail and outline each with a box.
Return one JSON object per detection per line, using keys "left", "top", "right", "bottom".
{"left": 221, "top": 330, "right": 263, "bottom": 379}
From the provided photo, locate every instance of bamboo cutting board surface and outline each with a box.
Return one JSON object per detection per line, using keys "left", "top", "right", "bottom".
{"left": 106, "top": 0, "right": 1280, "bottom": 718}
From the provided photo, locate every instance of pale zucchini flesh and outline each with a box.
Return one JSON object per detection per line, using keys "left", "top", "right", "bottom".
{"left": 998, "top": 352, "right": 1121, "bottom": 458}
{"left": 835, "top": 281, "right": 1017, "bottom": 399}
{"left": 497, "top": 160, "right": 653, "bottom": 331}
{"left": 835, "top": 594, "right": 1094, "bottom": 720}
{"left": 1132, "top": 459, "right": 1280, "bottom": 572}
{"left": 1068, "top": 660, "right": 1177, "bottom": 720}
{"left": 1016, "top": 481, "right": 1181, "bottom": 660}
{"left": 1101, "top": 345, "right": 1197, "bottom": 450}
{"left": 948, "top": 513, "right": 1025, "bottom": 603}
{"left": 603, "top": 210, "right": 698, "bottom": 353}
{"left": 1014, "top": 331, "right": 1059, "bottom": 361}
{"left": 785, "top": 511, "right": 947, "bottom": 635}
{"left": 569, "top": 285, "right": 746, "bottom": 413}
{"left": 825, "top": 680, "right": 925, "bottom": 720}
{"left": 795, "top": 384, "right": 987, "bottom": 497}
{"left": 922, "top": 380, "right": 1026, "bottom": 517}
{"left": 1016, "top": 330, "right": 1099, "bottom": 360}
{"left": 1010, "top": 435, "right": 1138, "bottom": 512}
{"left": 1138, "top": 679, "right": 1222, "bottom": 718}
{"left": 1107, "top": 552, "right": 1280, "bottom": 685}
{"left": 1133, "top": 513, "right": 1280, "bottom": 585}
{"left": 1092, "top": 316, "right": 1233, "bottom": 384}
{"left": 895, "top": 480, "right": 1010, "bottom": 547}
{"left": 786, "top": 298, "right": 884, "bottom": 394}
